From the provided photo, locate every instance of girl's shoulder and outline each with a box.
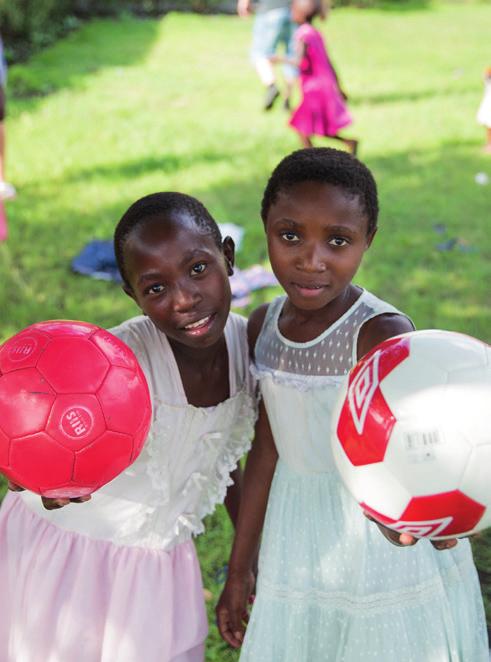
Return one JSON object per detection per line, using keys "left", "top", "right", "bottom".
{"left": 247, "top": 296, "right": 287, "bottom": 359}
{"left": 247, "top": 303, "right": 270, "bottom": 357}
{"left": 296, "top": 22, "right": 320, "bottom": 42}
{"left": 356, "top": 289, "right": 414, "bottom": 359}
{"left": 109, "top": 315, "right": 161, "bottom": 358}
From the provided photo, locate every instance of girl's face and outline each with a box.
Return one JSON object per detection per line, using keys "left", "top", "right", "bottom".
{"left": 291, "top": 1, "right": 309, "bottom": 24}
{"left": 123, "top": 213, "right": 234, "bottom": 351}
{"left": 265, "top": 181, "right": 374, "bottom": 312}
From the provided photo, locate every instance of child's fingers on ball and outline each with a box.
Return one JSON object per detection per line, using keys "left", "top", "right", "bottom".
{"left": 41, "top": 497, "right": 70, "bottom": 510}
{"left": 71, "top": 495, "right": 92, "bottom": 503}
{"left": 431, "top": 538, "right": 458, "bottom": 551}
{"left": 7, "top": 481, "right": 24, "bottom": 491}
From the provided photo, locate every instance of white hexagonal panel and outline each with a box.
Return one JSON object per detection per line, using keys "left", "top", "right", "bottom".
{"left": 384, "top": 417, "right": 471, "bottom": 497}
{"left": 460, "top": 445, "right": 491, "bottom": 507}
{"left": 380, "top": 357, "right": 447, "bottom": 421}
{"left": 332, "top": 436, "right": 411, "bottom": 520}
{"left": 410, "top": 330, "right": 488, "bottom": 372}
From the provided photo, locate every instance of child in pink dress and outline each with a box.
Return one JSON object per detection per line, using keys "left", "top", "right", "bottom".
{"left": 0, "top": 192, "right": 256, "bottom": 662}
{"left": 274, "top": 0, "right": 358, "bottom": 154}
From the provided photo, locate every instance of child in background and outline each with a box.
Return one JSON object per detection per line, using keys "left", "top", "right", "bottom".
{"left": 217, "top": 148, "right": 488, "bottom": 661}
{"left": 477, "top": 66, "right": 491, "bottom": 154}
{"left": 0, "top": 34, "right": 16, "bottom": 200}
{"left": 273, "top": 0, "right": 358, "bottom": 154}
{"left": 0, "top": 192, "right": 256, "bottom": 662}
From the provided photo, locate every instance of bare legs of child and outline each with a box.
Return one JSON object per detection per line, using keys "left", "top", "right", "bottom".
{"left": 0, "top": 121, "right": 16, "bottom": 200}
{"left": 484, "top": 127, "right": 491, "bottom": 154}
{"left": 297, "top": 131, "right": 359, "bottom": 156}
{"left": 256, "top": 58, "right": 294, "bottom": 111}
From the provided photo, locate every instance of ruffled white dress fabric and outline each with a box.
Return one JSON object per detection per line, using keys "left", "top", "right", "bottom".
{"left": 477, "top": 78, "right": 491, "bottom": 128}
{"left": 240, "top": 291, "right": 488, "bottom": 662}
{"left": 0, "top": 313, "right": 256, "bottom": 662}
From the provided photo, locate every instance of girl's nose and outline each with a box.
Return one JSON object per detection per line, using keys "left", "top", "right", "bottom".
{"left": 172, "top": 283, "right": 201, "bottom": 312}
{"left": 297, "top": 244, "right": 328, "bottom": 273}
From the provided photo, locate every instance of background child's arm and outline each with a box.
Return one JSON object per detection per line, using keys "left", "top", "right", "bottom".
{"left": 319, "top": 0, "right": 330, "bottom": 20}
{"left": 237, "top": 0, "right": 252, "bottom": 17}
{"left": 358, "top": 313, "right": 458, "bottom": 551}
{"left": 216, "top": 305, "right": 278, "bottom": 648}
{"left": 270, "top": 40, "right": 306, "bottom": 68}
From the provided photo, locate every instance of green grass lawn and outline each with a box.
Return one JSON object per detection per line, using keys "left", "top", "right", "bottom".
{"left": 0, "top": 2, "right": 490, "bottom": 658}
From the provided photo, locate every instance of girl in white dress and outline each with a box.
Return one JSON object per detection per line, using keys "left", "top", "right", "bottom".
{"left": 477, "top": 66, "right": 491, "bottom": 153}
{"left": 0, "top": 192, "right": 256, "bottom": 662}
{"left": 217, "top": 148, "right": 488, "bottom": 661}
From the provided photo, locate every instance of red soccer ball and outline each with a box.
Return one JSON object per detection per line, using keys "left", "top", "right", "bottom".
{"left": 331, "top": 330, "right": 491, "bottom": 540}
{"left": 0, "top": 321, "right": 151, "bottom": 498}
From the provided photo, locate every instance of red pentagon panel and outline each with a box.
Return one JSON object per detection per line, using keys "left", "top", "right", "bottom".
{"left": 362, "top": 490, "right": 485, "bottom": 539}
{"left": 354, "top": 334, "right": 411, "bottom": 382}
{"left": 9, "top": 432, "right": 74, "bottom": 494}
{"left": 0, "top": 426, "right": 10, "bottom": 471}
{"left": 32, "top": 320, "right": 98, "bottom": 337}
{"left": 37, "top": 336, "right": 110, "bottom": 393}
{"left": 90, "top": 330, "right": 138, "bottom": 370}
{"left": 336, "top": 336, "right": 410, "bottom": 466}
{"left": 337, "top": 335, "right": 410, "bottom": 466}
{"left": 0, "top": 368, "right": 56, "bottom": 437}
{"left": 97, "top": 366, "right": 151, "bottom": 436}
{"left": 73, "top": 431, "right": 133, "bottom": 487}
{"left": 46, "top": 394, "right": 107, "bottom": 451}
{"left": 0, "top": 328, "right": 52, "bottom": 374}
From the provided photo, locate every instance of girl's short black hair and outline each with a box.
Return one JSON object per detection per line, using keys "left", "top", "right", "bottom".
{"left": 114, "top": 192, "right": 222, "bottom": 286}
{"left": 294, "top": 0, "right": 321, "bottom": 22}
{"left": 261, "top": 148, "right": 379, "bottom": 235}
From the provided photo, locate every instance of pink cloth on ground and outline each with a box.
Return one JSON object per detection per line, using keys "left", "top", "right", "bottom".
{"left": 0, "top": 493, "right": 207, "bottom": 662}
{"left": 289, "top": 23, "right": 352, "bottom": 138}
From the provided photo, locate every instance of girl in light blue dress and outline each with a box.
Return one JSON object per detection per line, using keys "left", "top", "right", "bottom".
{"left": 216, "top": 147, "right": 489, "bottom": 661}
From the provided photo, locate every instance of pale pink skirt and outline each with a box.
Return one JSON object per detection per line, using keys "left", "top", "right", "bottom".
{"left": 0, "top": 493, "right": 207, "bottom": 662}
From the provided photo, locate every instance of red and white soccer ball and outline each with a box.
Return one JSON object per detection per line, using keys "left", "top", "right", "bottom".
{"left": 332, "top": 330, "right": 491, "bottom": 540}
{"left": 0, "top": 321, "right": 152, "bottom": 498}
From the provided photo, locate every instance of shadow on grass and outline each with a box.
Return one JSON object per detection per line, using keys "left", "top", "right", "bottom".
{"left": 187, "top": 139, "right": 490, "bottom": 336}
{"left": 8, "top": 16, "right": 161, "bottom": 111}
{"left": 1, "top": 138, "right": 489, "bottom": 336}
{"left": 24, "top": 151, "right": 233, "bottom": 187}
{"left": 353, "top": 85, "right": 477, "bottom": 107}
{"left": 364, "top": 0, "right": 432, "bottom": 11}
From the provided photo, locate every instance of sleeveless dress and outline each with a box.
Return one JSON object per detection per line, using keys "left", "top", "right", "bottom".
{"left": 289, "top": 23, "right": 352, "bottom": 138}
{"left": 477, "top": 77, "right": 491, "bottom": 128}
{"left": 240, "top": 290, "right": 488, "bottom": 662}
{"left": 0, "top": 313, "right": 256, "bottom": 662}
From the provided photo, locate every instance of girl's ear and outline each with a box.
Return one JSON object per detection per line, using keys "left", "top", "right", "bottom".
{"left": 222, "top": 236, "right": 235, "bottom": 276}
{"left": 123, "top": 284, "right": 137, "bottom": 303}
{"left": 366, "top": 226, "right": 378, "bottom": 249}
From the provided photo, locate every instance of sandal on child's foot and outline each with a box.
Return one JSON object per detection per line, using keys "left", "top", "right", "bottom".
{"left": 263, "top": 84, "right": 280, "bottom": 111}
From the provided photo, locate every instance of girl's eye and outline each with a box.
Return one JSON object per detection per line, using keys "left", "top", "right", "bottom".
{"left": 191, "top": 262, "right": 206, "bottom": 275}
{"left": 148, "top": 284, "right": 165, "bottom": 295}
{"left": 281, "top": 231, "right": 299, "bottom": 242}
{"left": 329, "top": 237, "right": 349, "bottom": 247}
